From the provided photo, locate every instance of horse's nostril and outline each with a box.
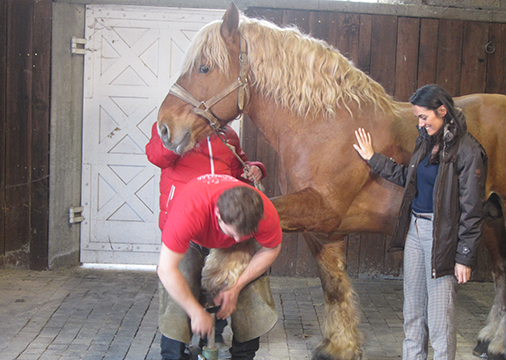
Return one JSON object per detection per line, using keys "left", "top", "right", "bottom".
{"left": 159, "top": 124, "right": 169, "bottom": 141}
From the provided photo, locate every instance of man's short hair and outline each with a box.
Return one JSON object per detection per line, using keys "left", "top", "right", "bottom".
{"left": 216, "top": 186, "right": 264, "bottom": 236}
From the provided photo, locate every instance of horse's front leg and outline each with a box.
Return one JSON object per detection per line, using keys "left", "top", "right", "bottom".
{"left": 271, "top": 187, "right": 344, "bottom": 233}
{"left": 305, "top": 233, "right": 362, "bottom": 360}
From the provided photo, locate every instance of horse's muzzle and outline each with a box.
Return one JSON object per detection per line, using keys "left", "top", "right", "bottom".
{"left": 158, "top": 123, "right": 191, "bottom": 155}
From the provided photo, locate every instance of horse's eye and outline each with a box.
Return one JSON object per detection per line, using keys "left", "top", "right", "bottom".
{"left": 199, "top": 65, "right": 210, "bottom": 74}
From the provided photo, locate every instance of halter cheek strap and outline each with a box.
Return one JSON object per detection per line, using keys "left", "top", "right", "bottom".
{"left": 237, "top": 36, "right": 250, "bottom": 111}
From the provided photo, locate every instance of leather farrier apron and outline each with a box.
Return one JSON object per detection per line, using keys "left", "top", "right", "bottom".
{"left": 158, "top": 242, "right": 278, "bottom": 344}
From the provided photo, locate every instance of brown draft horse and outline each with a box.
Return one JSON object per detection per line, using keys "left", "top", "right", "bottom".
{"left": 157, "top": 3, "right": 506, "bottom": 359}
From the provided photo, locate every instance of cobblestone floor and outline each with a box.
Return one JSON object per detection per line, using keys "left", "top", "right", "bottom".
{"left": 0, "top": 267, "right": 495, "bottom": 360}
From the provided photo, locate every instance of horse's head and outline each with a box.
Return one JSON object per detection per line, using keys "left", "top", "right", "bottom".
{"left": 157, "top": 3, "right": 248, "bottom": 154}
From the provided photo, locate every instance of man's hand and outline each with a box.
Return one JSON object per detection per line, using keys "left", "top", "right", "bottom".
{"left": 214, "top": 286, "right": 241, "bottom": 320}
{"left": 191, "top": 307, "right": 214, "bottom": 338}
{"left": 158, "top": 244, "right": 214, "bottom": 338}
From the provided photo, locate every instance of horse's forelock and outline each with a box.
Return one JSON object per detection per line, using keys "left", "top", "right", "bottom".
{"left": 180, "top": 20, "right": 231, "bottom": 76}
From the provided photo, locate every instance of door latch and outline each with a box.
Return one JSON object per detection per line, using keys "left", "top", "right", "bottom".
{"left": 69, "top": 206, "right": 85, "bottom": 224}
{"left": 71, "top": 37, "right": 87, "bottom": 55}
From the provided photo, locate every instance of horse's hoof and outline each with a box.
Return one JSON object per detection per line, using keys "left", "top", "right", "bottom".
{"left": 312, "top": 343, "right": 336, "bottom": 360}
{"left": 312, "top": 343, "right": 361, "bottom": 360}
{"left": 473, "top": 340, "right": 490, "bottom": 358}
{"left": 486, "top": 352, "right": 505, "bottom": 360}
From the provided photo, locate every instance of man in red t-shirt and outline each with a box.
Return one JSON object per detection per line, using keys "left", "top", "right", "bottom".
{"left": 146, "top": 122, "right": 266, "bottom": 358}
{"left": 157, "top": 174, "right": 282, "bottom": 360}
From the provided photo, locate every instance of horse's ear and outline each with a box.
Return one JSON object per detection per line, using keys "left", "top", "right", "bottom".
{"left": 221, "top": 2, "right": 240, "bottom": 46}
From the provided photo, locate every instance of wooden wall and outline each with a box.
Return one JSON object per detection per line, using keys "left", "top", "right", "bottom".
{"left": 0, "top": 0, "right": 52, "bottom": 269}
{"left": 243, "top": 8, "right": 506, "bottom": 280}
{"left": 1, "top": 2, "right": 504, "bottom": 276}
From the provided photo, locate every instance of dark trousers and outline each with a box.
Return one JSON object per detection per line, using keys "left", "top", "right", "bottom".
{"left": 199, "top": 318, "right": 227, "bottom": 346}
{"left": 161, "top": 336, "right": 190, "bottom": 360}
{"left": 160, "top": 334, "right": 259, "bottom": 360}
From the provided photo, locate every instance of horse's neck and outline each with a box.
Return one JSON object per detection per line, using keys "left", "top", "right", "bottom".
{"left": 246, "top": 94, "right": 295, "bottom": 152}
{"left": 379, "top": 102, "right": 418, "bottom": 164}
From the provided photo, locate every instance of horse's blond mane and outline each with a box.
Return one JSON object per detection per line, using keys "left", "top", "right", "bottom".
{"left": 181, "top": 16, "right": 396, "bottom": 117}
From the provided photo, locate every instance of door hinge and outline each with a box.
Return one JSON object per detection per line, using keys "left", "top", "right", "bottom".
{"left": 69, "top": 206, "right": 85, "bottom": 224}
{"left": 71, "top": 37, "right": 87, "bottom": 55}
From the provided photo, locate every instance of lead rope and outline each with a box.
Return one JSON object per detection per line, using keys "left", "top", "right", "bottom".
{"left": 215, "top": 128, "right": 265, "bottom": 193}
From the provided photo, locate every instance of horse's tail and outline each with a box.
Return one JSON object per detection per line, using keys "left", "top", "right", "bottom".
{"left": 484, "top": 192, "right": 503, "bottom": 221}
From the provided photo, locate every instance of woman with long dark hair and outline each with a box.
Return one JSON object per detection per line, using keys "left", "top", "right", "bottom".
{"left": 353, "top": 84, "right": 488, "bottom": 360}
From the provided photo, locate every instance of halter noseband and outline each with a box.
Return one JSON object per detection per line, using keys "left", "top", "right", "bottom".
{"left": 168, "top": 35, "right": 250, "bottom": 132}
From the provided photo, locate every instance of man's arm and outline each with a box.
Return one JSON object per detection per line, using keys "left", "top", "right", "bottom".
{"left": 214, "top": 244, "right": 281, "bottom": 319}
{"left": 157, "top": 243, "right": 213, "bottom": 337}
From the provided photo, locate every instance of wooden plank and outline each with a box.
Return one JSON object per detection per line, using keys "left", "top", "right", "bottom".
{"left": 5, "top": 0, "right": 33, "bottom": 263}
{"left": 242, "top": 8, "right": 295, "bottom": 276}
{"left": 353, "top": 15, "right": 372, "bottom": 276}
{"left": 345, "top": 233, "right": 361, "bottom": 278}
{"left": 369, "top": 15, "right": 398, "bottom": 95}
{"left": 271, "top": 233, "right": 299, "bottom": 276}
{"left": 29, "top": 0, "right": 51, "bottom": 270}
{"left": 328, "top": 12, "right": 360, "bottom": 63}
{"left": 485, "top": 23, "right": 506, "bottom": 94}
{"left": 245, "top": 8, "right": 283, "bottom": 26}
{"left": 357, "top": 14, "right": 372, "bottom": 74}
{"left": 358, "top": 233, "right": 386, "bottom": 278}
{"left": 0, "top": 0, "right": 7, "bottom": 265}
{"left": 296, "top": 234, "right": 318, "bottom": 276}
{"left": 308, "top": 11, "right": 329, "bottom": 43}
{"left": 241, "top": 115, "right": 258, "bottom": 163}
{"left": 417, "top": 18, "right": 439, "bottom": 87}
{"left": 436, "top": 19, "right": 463, "bottom": 96}
{"left": 460, "top": 21, "right": 489, "bottom": 95}
{"left": 282, "top": 9, "right": 309, "bottom": 33}
{"left": 394, "top": 17, "right": 420, "bottom": 102}
{"left": 256, "top": 132, "right": 279, "bottom": 198}
{"left": 474, "top": 219, "right": 502, "bottom": 282}
{"left": 383, "top": 244, "right": 403, "bottom": 278}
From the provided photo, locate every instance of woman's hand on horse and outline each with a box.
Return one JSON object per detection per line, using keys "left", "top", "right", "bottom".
{"left": 353, "top": 128, "right": 375, "bottom": 161}
{"left": 214, "top": 286, "right": 240, "bottom": 320}
{"left": 242, "top": 165, "right": 262, "bottom": 183}
{"left": 191, "top": 307, "right": 214, "bottom": 338}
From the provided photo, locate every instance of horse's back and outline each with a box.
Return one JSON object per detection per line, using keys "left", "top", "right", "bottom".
{"left": 457, "top": 93, "right": 506, "bottom": 196}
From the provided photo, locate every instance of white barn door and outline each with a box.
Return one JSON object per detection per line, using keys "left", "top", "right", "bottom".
{"left": 81, "top": 5, "right": 227, "bottom": 264}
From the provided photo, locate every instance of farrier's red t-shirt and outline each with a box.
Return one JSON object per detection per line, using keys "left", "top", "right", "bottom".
{"left": 162, "top": 174, "right": 282, "bottom": 253}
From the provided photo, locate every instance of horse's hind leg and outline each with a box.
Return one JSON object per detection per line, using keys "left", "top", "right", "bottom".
{"left": 476, "top": 269, "right": 506, "bottom": 359}
{"left": 305, "top": 233, "right": 362, "bottom": 360}
{"left": 475, "top": 193, "right": 506, "bottom": 359}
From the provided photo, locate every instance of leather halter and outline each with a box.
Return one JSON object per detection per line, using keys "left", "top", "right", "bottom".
{"left": 167, "top": 36, "right": 264, "bottom": 192}
{"left": 168, "top": 35, "right": 250, "bottom": 132}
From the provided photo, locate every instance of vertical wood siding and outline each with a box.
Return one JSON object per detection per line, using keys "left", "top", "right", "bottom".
{"left": 0, "top": 0, "right": 51, "bottom": 269}
{"left": 245, "top": 8, "right": 506, "bottom": 280}
{"left": 1, "top": 4, "right": 503, "bottom": 276}
{"left": 0, "top": 0, "right": 6, "bottom": 269}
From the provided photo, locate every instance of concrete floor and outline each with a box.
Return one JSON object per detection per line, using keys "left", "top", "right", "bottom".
{"left": 0, "top": 267, "right": 495, "bottom": 360}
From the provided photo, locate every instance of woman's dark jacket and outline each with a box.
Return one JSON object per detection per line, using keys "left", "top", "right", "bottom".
{"left": 367, "top": 112, "right": 488, "bottom": 279}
